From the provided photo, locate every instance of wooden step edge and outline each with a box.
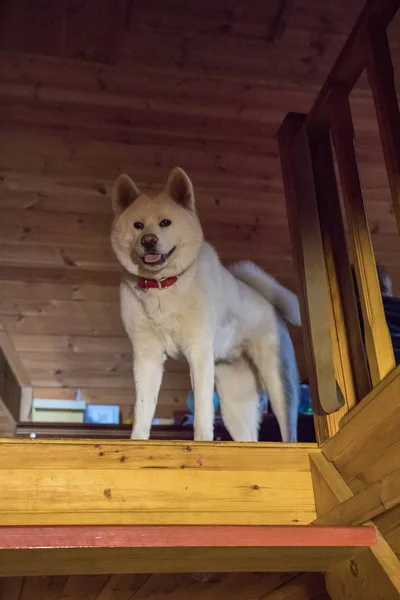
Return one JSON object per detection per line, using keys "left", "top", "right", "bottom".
{"left": 0, "top": 524, "right": 377, "bottom": 549}
{"left": 0, "top": 438, "right": 319, "bottom": 448}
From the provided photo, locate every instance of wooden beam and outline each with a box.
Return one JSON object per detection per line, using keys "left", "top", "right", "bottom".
{"left": 310, "top": 453, "right": 353, "bottom": 516}
{"left": 278, "top": 113, "right": 343, "bottom": 445}
{"left": 0, "top": 524, "right": 376, "bottom": 577}
{"left": 314, "top": 470, "right": 400, "bottom": 528}
{"left": 323, "top": 366, "right": 400, "bottom": 493}
{"left": 310, "top": 452, "right": 400, "bottom": 598}
{"left": 339, "top": 364, "right": 400, "bottom": 430}
{"left": 329, "top": 86, "right": 395, "bottom": 385}
{"left": 0, "top": 547, "right": 372, "bottom": 578}
{"left": 312, "top": 446, "right": 400, "bottom": 533}
{"left": 307, "top": 0, "right": 400, "bottom": 128}
{"left": 326, "top": 547, "right": 400, "bottom": 600}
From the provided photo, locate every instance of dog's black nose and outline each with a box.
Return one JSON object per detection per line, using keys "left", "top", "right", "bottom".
{"left": 141, "top": 234, "right": 158, "bottom": 249}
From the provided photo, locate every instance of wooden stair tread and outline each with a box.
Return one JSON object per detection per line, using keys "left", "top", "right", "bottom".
{"left": 0, "top": 524, "right": 376, "bottom": 577}
{"left": 0, "top": 524, "right": 377, "bottom": 549}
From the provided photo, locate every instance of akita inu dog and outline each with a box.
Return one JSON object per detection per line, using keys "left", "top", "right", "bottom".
{"left": 111, "top": 167, "right": 300, "bottom": 442}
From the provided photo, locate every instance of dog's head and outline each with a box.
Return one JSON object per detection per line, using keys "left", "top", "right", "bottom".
{"left": 110, "top": 167, "right": 204, "bottom": 278}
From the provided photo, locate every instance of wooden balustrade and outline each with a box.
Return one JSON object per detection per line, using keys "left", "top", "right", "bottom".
{"left": 329, "top": 86, "right": 395, "bottom": 386}
{"left": 308, "top": 126, "right": 370, "bottom": 406}
{"left": 366, "top": 16, "right": 400, "bottom": 236}
{"left": 279, "top": 115, "right": 345, "bottom": 445}
{"left": 279, "top": 0, "right": 400, "bottom": 444}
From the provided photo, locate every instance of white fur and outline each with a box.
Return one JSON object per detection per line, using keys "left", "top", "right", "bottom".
{"left": 112, "top": 168, "right": 300, "bottom": 442}
{"left": 229, "top": 261, "right": 301, "bottom": 326}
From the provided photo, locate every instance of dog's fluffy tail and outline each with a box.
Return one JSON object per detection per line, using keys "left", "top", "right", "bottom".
{"left": 229, "top": 260, "right": 301, "bottom": 326}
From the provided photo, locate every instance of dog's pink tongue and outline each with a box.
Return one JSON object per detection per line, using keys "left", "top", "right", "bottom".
{"left": 144, "top": 254, "right": 161, "bottom": 264}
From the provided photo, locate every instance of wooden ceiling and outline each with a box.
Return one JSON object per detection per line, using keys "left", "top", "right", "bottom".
{"left": 0, "top": 0, "right": 399, "bottom": 420}
{"left": 0, "top": 572, "right": 329, "bottom": 600}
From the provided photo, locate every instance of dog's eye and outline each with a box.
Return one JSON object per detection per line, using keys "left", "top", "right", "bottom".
{"left": 133, "top": 222, "right": 144, "bottom": 229}
{"left": 159, "top": 219, "right": 171, "bottom": 228}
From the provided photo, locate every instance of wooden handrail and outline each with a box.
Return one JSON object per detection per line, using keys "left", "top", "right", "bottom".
{"left": 366, "top": 17, "right": 400, "bottom": 236}
{"left": 308, "top": 0, "right": 400, "bottom": 128}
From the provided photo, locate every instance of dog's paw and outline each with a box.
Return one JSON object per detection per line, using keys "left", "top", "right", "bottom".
{"left": 194, "top": 429, "right": 214, "bottom": 442}
{"left": 130, "top": 428, "right": 150, "bottom": 440}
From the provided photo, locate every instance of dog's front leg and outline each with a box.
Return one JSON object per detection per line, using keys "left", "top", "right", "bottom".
{"left": 131, "top": 341, "right": 165, "bottom": 440}
{"left": 187, "top": 344, "right": 215, "bottom": 441}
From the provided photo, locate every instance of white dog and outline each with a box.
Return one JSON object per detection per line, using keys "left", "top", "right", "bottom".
{"left": 111, "top": 167, "right": 300, "bottom": 442}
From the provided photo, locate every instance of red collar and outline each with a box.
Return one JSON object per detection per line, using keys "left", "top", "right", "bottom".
{"left": 137, "top": 276, "right": 178, "bottom": 291}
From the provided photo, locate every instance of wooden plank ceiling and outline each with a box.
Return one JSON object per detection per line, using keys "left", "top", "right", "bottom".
{"left": 0, "top": 0, "right": 399, "bottom": 420}
{"left": 0, "top": 572, "right": 329, "bottom": 600}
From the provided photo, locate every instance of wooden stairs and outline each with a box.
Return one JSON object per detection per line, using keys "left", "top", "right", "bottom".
{"left": 2, "top": 0, "right": 400, "bottom": 598}
{"left": 0, "top": 440, "right": 375, "bottom": 577}
{"left": 0, "top": 524, "right": 376, "bottom": 577}
{"left": 0, "top": 437, "right": 398, "bottom": 600}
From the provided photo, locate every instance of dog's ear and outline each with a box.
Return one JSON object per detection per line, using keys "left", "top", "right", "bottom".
{"left": 112, "top": 174, "right": 141, "bottom": 215}
{"left": 164, "top": 167, "right": 195, "bottom": 211}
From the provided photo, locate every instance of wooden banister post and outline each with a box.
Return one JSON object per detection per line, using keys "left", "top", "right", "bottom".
{"left": 278, "top": 113, "right": 344, "bottom": 445}
{"left": 308, "top": 125, "right": 371, "bottom": 406}
{"left": 329, "top": 87, "right": 396, "bottom": 386}
{"left": 366, "top": 13, "right": 400, "bottom": 236}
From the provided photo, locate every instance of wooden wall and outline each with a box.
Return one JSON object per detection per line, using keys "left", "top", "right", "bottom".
{"left": 0, "top": 572, "right": 329, "bottom": 600}
{"left": 0, "top": 0, "right": 399, "bottom": 421}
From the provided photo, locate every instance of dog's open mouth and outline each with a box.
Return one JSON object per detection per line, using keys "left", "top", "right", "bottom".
{"left": 141, "top": 247, "right": 175, "bottom": 267}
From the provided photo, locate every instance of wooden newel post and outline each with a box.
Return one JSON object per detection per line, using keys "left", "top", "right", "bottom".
{"left": 278, "top": 113, "right": 344, "bottom": 445}
{"left": 308, "top": 125, "right": 370, "bottom": 406}
{"left": 329, "top": 86, "right": 396, "bottom": 386}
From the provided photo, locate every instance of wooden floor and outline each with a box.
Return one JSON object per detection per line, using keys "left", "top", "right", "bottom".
{"left": 0, "top": 572, "right": 330, "bottom": 600}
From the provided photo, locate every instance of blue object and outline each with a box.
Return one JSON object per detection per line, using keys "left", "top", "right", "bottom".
{"left": 185, "top": 386, "right": 312, "bottom": 416}
{"left": 84, "top": 405, "right": 120, "bottom": 424}
{"left": 357, "top": 295, "right": 400, "bottom": 367}
{"left": 186, "top": 390, "right": 220, "bottom": 414}
{"left": 298, "top": 384, "right": 312, "bottom": 414}
{"left": 259, "top": 394, "right": 268, "bottom": 413}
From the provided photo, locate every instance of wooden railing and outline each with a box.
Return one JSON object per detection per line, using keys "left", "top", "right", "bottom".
{"left": 278, "top": 0, "right": 400, "bottom": 444}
